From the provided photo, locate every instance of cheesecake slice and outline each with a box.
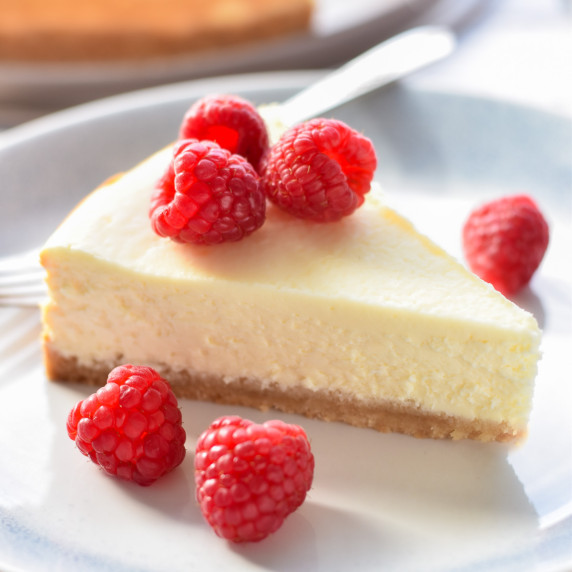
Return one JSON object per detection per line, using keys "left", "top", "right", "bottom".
{"left": 40, "top": 146, "right": 541, "bottom": 442}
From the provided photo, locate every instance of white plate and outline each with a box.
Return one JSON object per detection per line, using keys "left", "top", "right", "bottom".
{"left": 0, "top": 72, "right": 571, "bottom": 571}
{"left": 0, "top": 0, "right": 485, "bottom": 111}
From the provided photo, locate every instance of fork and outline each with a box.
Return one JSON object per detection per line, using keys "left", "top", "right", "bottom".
{"left": 0, "top": 250, "right": 46, "bottom": 307}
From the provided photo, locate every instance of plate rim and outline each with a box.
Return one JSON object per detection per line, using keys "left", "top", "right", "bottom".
{"left": 1, "top": 69, "right": 571, "bottom": 151}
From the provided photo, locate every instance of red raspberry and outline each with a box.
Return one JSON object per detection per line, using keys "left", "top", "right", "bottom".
{"left": 150, "top": 139, "right": 266, "bottom": 245}
{"left": 462, "top": 194, "right": 549, "bottom": 295}
{"left": 261, "top": 118, "right": 377, "bottom": 222}
{"left": 179, "top": 94, "right": 269, "bottom": 172}
{"left": 195, "top": 415, "right": 314, "bottom": 543}
{"left": 66, "top": 365, "right": 186, "bottom": 486}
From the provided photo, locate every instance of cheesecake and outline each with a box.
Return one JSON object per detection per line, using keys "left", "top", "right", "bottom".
{"left": 0, "top": 0, "right": 313, "bottom": 61}
{"left": 40, "top": 146, "right": 541, "bottom": 442}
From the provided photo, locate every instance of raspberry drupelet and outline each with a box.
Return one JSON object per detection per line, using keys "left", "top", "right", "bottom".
{"left": 66, "top": 364, "right": 186, "bottom": 486}
{"left": 261, "top": 118, "right": 377, "bottom": 222}
{"left": 195, "top": 415, "right": 315, "bottom": 543}
{"left": 150, "top": 139, "right": 266, "bottom": 245}
{"left": 179, "top": 94, "right": 269, "bottom": 173}
{"left": 463, "top": 194, "right": 549, "bottom": 295}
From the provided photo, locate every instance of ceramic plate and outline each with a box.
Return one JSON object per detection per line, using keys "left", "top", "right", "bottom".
{"left": 0, "top": 71, "right": 570, "bottom": 571}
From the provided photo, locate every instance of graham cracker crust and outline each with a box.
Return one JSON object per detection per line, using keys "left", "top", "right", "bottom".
{"left": 44, "top": 344, "right": 520, "bottom": 443}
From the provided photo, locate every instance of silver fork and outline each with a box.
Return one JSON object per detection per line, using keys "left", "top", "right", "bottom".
{"left": 0, "top": 250, "right": 46, "bottom": 307}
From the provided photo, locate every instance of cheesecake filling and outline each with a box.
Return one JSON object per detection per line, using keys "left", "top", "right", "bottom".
{"left": 41, "top": 250, "right": 538, "bottom": 431}
{"left": 40, "top": 146, "right": 541, "bottom": 440}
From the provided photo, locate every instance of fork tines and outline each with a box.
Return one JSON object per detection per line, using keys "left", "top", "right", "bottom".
{"left": 0, "top": 250, "right": 46, "bottom": 307}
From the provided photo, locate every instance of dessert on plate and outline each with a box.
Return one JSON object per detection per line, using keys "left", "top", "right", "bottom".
{"left": 0, "top": 0, "right": 313, "bottom": 61}
{"left": 39, "top": 96, "right": 542, "bottom": 443}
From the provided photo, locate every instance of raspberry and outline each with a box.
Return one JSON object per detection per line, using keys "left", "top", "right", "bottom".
{"left": 66, "top": 365, "right": 186, "bottom": 486}
{"left": 195, "top": 415, "right": 314, "bottom": 542}
{"left": 179, "top": 94, "right": 269, "bottom": 172}
{"left": 261, "top": 118, "right": 377, "bottom": 222}
{"left": 150, "top": 139, "right": 266, "bottom": 245}
{"left": 462, "top": 194, "right": 549, "bottom": 295}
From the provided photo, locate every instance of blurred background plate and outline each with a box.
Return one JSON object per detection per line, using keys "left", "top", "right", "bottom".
{"left": 0, "top": 0, "right": 485, "bottom": 113}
